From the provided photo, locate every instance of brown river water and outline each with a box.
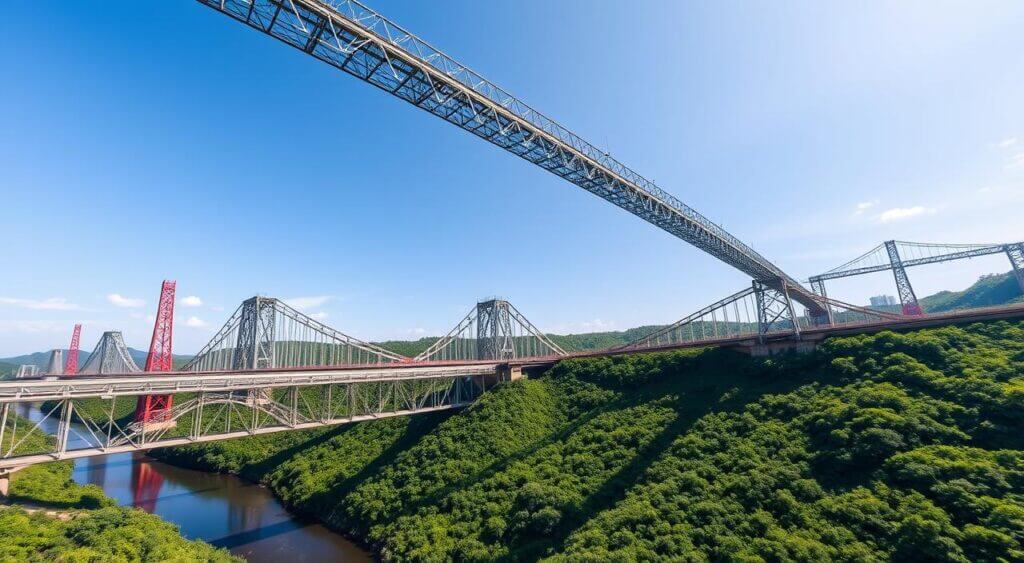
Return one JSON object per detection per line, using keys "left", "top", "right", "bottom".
{"left": 15, "top": 403, "right": 372, "bottom": 562}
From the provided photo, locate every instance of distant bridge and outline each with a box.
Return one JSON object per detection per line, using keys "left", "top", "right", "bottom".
{"left": 809, "top": 241, "right": 1024, "bottom": 316}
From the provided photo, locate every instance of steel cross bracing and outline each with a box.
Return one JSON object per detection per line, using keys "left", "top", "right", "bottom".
{"left": 195, "top": 0, "right": 812, "bottom": 300}
{"left": 0, "top": 366, "right": 495, "bottom": 471}
{"left": 884, "top": 240, "right": 923, "bottom": 316}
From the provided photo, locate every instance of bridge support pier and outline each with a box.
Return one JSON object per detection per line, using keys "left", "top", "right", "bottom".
{"left": 754, "top": 281, "right": 801, "bottom": 342}
{"left": 0, "top": 472, "right": 8, "bottom": 498}
{"left": 808, "top": 278, "right": 834, "bottom": 326}
{"left": 1007, "top": 243, "right": 1024, "bottom": 294}
{"left": 885, "top": 240, "right": 923, "bottom": 316}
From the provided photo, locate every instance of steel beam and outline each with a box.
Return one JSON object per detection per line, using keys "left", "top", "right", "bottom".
{"left": 195, "top": 0, "right": 812, "bottom": 301}
{"left": 1007, "top": 243, "right": 1024, "bottom": 294}
{"left": 885, "top": 240, "right": 923, "bottom": 316}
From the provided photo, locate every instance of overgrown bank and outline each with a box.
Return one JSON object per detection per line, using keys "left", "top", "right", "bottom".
{"left": 154, "top": 320, "right": 1024, "bottom": 561}
{"left": 0, "top": 414, "right": 238, "bottom": 561}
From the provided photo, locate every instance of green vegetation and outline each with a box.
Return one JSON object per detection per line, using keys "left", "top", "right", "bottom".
{"left": 150, "top": 319, "right": 1024, "bottom": 561}
{"left": 922, "top": 271, "right": 1023, "bottom": 312}
{"left": 0, "top": 362, "right": 17, "bottom": 380}
{"left": 0, "top": 413, "right": 237, "bottom": 561}
{"left": 0, "top": 507, "right": 239, "bottom": 562}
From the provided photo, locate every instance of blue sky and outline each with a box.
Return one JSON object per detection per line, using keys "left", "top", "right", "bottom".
{"left": 2, "top": 1, "right": 1023, "bottom": 356}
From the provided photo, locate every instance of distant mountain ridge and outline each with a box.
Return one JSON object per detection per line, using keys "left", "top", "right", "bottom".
{"left": 0, "top": 347, "right": 193, "bottom": 372}
{"left": 4, "top": 271, "right": 1021, "bottom": 371}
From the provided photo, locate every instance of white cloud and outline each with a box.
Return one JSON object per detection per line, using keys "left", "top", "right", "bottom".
{"left": 853, "top": 200, "right": 879, "bottom": 215}
{"left": 107, "top": 294, "right": 145, "bottom": 308}
{"left": 877, "top": 206, "right": 935, "bottom": 223}
{"left": 997, "top": 137, "right": 1018, "bottom": 148}
{"left": 310, "top": 311, "right": 329, "bottom": 321}
{"left": 283, "top": 295, "right": 332, "bottom": 310}
{"left": 1007, "top": 152, "right": 1024, "bottom": 169}
{"left": 402, "top": 328, "right": 429, "bottom": 337}
{"left": 0, "top": 297, "right": 83, "bottom": 311}
{"left": 181, "top": 296, "right": 202, "bottom": 307}
{"left": 184, "top": 316, "right": 207, "bottom": 328}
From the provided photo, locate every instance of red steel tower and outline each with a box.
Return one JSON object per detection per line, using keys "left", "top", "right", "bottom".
{"left": 64, "top": 324, "right": 82, "bottom": 375}
{"left": 135, "top": 280, "right": 176, "bottom": 423}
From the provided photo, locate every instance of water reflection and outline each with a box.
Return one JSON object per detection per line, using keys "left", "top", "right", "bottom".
{"left": 14, "top": 403, "right": 370, "bottom": 562}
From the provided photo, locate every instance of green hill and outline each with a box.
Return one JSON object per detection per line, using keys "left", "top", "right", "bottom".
{"left": 922, "top": 271, "right": 1023, "bottom": 313}
{"left": 153, "top": 319, "right": 1024, "bottom": 561}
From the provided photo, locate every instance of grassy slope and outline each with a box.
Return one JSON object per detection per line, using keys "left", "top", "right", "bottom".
{"left": 0, "top": 415, "right": 237, "bottom": 562}
{"left": 151, "top": 319, "right": 1024, "bottom": 561}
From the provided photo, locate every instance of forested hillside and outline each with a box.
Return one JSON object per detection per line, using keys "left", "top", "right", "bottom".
{"left": 155, "top": 319, "right": 1024, "bottom": 561}
{"left": 922, "top": 271, "right": 1023, "bottom": 312}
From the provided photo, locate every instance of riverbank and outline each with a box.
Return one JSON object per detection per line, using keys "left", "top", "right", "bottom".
{"left": 151, "top": 320, "right": 1024, "bottom": 560}
{"left": 0, "top": 421, "right": 238, "bottom": 561}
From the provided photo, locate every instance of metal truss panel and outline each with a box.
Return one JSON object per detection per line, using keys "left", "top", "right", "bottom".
{"left": 885, "top": 240, "right": 923, "bottom": 316}
{"left": 78, "top": 332, "right": 141, "bottom": 375}
{"left": 184, "top": 295, "right": 408, "bottom": 371}
{"left": 64, "top": 324, "right": 81, "bottom": 376}
{"left": 0, "top": 372, "right": 490, "bottom": 470}
{"left": 415, "top": 299, "right": 566, "bottom": 362}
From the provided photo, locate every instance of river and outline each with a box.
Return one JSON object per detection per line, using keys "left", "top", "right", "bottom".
{"left": 14, "top": 403, "right": 372, "bottom": 562}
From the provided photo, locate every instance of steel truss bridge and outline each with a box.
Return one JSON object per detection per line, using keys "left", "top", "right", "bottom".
{"left": 4, "top": 1, "right": 1024, "bottom": 488}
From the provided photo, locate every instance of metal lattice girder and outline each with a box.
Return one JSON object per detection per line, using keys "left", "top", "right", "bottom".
{"left": 195, "top": 0, "right": 813, "bottom": 298}
{"left": 233, "top": 296, "right": 278, "bottom": 370}
{"left": 184, "top": 295, "right": 408, "bottom": 371}
{"left": 78, "top": 332, "right": 141, "bottom": 375}
{"left": 415, "top": 299, "right": 566, "bottom": 362}
{"left": 809, "top": 240, "right": 1024, "bottom": 283}
{"left": 0, "top": 368, "right": 492, "bottom": 471}
{"left": 884, "top": 240, "right": 923, "bottom": 316}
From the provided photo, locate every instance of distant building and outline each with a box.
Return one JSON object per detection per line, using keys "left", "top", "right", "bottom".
{"left": 869, "top": 295, "right": 898, "bottom": 307}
